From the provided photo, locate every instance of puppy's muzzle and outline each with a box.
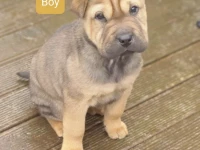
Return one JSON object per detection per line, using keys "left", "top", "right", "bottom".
{"left": 104, "top": 30, "right": 148, "bottom": 59}
{"left": 117, "top": 33, "right": 133, "bottom": 48}
{"left": 116, "top": 31, "right": 146, "bottom": 53}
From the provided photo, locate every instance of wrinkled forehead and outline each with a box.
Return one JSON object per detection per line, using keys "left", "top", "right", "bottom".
{"left": 88, "top": 0, "right": 145, "bottom": 18}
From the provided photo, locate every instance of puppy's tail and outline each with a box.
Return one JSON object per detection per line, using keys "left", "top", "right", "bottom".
{"left": 17, "top": 72, "right": 30, "bottom": 81}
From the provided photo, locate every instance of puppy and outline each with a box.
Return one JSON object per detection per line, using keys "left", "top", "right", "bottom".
{"left": 18, "top": 0, "right": 148, "bottom": 149}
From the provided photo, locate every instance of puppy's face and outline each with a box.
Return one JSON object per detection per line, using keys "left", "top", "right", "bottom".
{"left": 71, "top": 0, "right": 148, "bottom": 59}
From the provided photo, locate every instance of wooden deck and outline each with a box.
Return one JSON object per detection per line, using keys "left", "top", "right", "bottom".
{"left": 0, "top": 0, "right": 200, "bottom": 150}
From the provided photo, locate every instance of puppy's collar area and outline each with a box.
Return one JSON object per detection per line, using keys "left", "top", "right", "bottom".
{"left": 104, "top": 52, "right": 137, "bottom": 82}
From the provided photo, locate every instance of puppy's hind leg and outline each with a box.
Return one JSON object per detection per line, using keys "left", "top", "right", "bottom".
{"left": 47, "top": 119, "right": 63, "bottom": 137}
{"left": 36, "top": 100, "right": 63, "bottom": 137}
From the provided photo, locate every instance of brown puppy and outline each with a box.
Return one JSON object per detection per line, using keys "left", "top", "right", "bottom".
{"left": 19, "top": 0, "right": 148, "bottom": 149}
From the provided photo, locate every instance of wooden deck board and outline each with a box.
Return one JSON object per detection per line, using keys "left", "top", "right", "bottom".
{"left": 0, "top": 117, "right": 61, "bottom": 150}
{"left": 0, "top": 0, "right": 72, "bottom": 37}
{"left": 131, "top": 112, "right": 200, "bottom": 150}
{"left": 0, "top": 0, "right": 50, "bottom": 37}
{"left": 0, "top": 13, "right": 75, "bottom": 63}
{"left": 0, "top": 53, "right": 33, "bottom": 95}
{"left": 145, "top": 10, "right": 200, "bottom": 64}
{"left": 0, "top": 87, "right": 37, "bottom": 133}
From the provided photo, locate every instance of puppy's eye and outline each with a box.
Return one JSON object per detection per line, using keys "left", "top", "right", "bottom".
{"left": 95, "top": 12, "right": 107, "bottom": 21}
{"left": 130, "top": 6, "right": 139, "bottom": 15}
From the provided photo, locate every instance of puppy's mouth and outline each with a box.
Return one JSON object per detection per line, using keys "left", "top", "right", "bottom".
{"left": 103, "top": 38, "right": 147, "bottom": 59}
{"left": 104, "top": 49, "right": 134, "bottom": 59}
{"left": 121, "top": 49, "right": 135, "bottom": 56}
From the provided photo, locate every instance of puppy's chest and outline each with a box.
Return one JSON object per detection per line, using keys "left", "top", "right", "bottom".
{"left": 87, "top": 78, "right": 133, "bottom": 107}
{"left": 89, "top": 88, "right": 123, "bottom": 107}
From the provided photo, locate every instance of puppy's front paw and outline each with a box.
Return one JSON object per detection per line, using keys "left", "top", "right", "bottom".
{"left": 105, "top": 121, "right": 128, "bottom": 139}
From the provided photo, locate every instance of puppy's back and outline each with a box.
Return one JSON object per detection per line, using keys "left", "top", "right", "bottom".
{"left": 30, "top": 20, "right": 84, "bottom": 100}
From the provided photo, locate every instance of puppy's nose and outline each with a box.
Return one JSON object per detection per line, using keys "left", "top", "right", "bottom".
{"left": 117, "top": 33, "right": 133, "bottom": 47}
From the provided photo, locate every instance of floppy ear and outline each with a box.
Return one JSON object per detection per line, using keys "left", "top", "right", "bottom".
{"left": 71, "top": 0, "right": 89, "bottom": 18}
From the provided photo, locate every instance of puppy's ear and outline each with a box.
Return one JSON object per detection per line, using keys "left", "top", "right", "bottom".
{"left": 71, "top": 0, "right": 89, "bottom": 18}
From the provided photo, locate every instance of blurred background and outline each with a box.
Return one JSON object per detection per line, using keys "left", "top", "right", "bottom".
{"left": 0, "top": 0, "right": 200, "bottom": 150}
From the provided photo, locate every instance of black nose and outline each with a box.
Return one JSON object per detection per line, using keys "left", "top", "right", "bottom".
{"left": 117, "top": 33, "right": 133, "bottom": 47}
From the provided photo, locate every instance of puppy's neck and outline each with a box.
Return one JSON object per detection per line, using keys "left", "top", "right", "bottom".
{"left": 81, "top": 39, "right": 141, "bottom": 83}
{"left": 105, "top": 52, "right": 136, "bottom": 81}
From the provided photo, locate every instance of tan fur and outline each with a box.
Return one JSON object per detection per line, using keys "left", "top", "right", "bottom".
{"left": 82, "top": 0, "right": 148, "bottom": 55}
{"left": 61, "top": 0, "right": 147, "bottom": 149}
{"left": 47, "top": 119, "right": 63, "bottom": 137}
{"left": 104, "top": 88, "right": 132, "bottom": 139}
{"left": 71, "top": 0, "right": 89, "bottom": 17}
{"left": 28, "top": 0, "right": 148, "bottom": 150}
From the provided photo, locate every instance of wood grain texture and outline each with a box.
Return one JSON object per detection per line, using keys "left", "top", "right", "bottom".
{"left": 0, "top": 87, "right": 37, "bottom": 133}
{"left": 0, "top": 117, "right": 61, "bottom": 150}
{"left": 0, "top": 0, "right": 50, "bottom": 37}
{"left": 0, "top": 13, "right": 75, "bottom": 63}
{"left": 131, "top": 112, "right": 200, "bottom": 150}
